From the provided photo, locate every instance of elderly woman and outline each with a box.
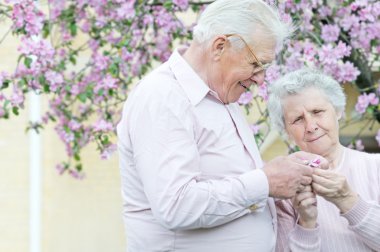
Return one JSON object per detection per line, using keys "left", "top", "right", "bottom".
{"left": 267, "top": 68, "right": 380, "bottom": 251}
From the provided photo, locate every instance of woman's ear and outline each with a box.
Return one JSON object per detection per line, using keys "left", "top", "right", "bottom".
{"left": 211, "top": 35, "right": 227, "bottom": 61}
{"left": 336, "top": 110, "right": 343, "bottom": 120}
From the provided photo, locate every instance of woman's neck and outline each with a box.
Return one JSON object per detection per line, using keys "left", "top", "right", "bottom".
{"left": 324, "top": 144, "right": 345, "bottom": 169}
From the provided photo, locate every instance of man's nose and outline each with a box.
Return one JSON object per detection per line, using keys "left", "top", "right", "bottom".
{"left": 250, "top": 71, "right": 266, "bottom": 86}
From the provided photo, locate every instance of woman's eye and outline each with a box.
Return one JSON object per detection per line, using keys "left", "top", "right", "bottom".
{"left": 293, "top": 117, "right": 302, "bottom": 124}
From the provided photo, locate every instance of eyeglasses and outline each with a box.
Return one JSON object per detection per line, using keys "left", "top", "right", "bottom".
{"left": 225, "top": 33, "right": 272, "bottom": 74}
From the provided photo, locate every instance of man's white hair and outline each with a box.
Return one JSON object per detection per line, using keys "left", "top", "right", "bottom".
{"left": 267, "top": 68, "right": 347, "bottom": 135}
{"left": 193, "top": 0, "right": 293, "bottom": 50}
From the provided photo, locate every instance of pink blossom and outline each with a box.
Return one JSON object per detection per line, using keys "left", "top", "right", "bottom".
{"left": 55, "top": 164, "right": 66, "bottom": 175}
{"left": 336, "top": 62, "right": 360, "bottom": 83}
{"left": 173, "top": 0, "right": 189, "bottom": 10}
{"left": 265, "top": 65, "right": 281, "bottom": 83}
{"left": 93, "top": 119, "right": 114, "bottom": 132}
{"left": 68, "top": 120, "right": 82, "bottom": 131}
{"left": 69, "top": 169, "right": 85, "bottom": 180}
{"left": 355, "top": 93, "right": 379, "bottom": 114}
{"left": 100, "top": 144, "right": 117, "bottom": 160}
{"left": 10, "top": 87, "right": 24, "bottom": 106}
{"left": 238, "top": 91, "right": 253, "bottom": 105}
{"left": 0, "top": 108, "right": 5, "bottom": 117}
{"left": 45, "top": 70, "right": 64, "bottom": 92}
{"left": 258, "top": 84, "right": 268, "bottom": 101}
{"left": 348, "top": 139, "right": 365, "bottom": 151}
{"left": 321, "top": 24, "right": 340, "bottom": 43}
{"left": 249, "top": 124, "right": 260, "bottom": 135}
{"left": 117, "top": 1, "right": 135, "bottom": 20}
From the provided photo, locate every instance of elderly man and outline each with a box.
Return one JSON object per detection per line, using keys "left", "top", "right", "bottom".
{"left": 117, "top": 0, "right": 326, "bottom": 251}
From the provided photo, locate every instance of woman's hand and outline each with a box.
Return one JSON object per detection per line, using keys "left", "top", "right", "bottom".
{"left": 292, "top": 185, "right": 318, "bottom": 229}
{"left": 312, "top": 168, "right": 358, "bottom": 213}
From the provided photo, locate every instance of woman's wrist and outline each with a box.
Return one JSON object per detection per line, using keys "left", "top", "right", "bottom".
{"left": 298, "top": 218, "right": 317, "bottom": 229}
{"left": 335, "top": 191, "right": 359, "bottom": 214}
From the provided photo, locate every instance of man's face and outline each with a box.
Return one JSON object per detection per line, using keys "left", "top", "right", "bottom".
{"left": 209, "top": 34, "right": 276, "bottom": 104}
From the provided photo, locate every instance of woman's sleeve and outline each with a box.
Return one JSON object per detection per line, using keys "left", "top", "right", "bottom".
{"left": 341, "top": 155, "right": 380, "bottom": 251}
{"left": 276, "top": 199, "right": 321, "bottom": 252}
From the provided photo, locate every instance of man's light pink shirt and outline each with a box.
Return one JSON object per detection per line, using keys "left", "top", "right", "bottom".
{"left": 117, "top": 48, "right": 277, "bottom": 251}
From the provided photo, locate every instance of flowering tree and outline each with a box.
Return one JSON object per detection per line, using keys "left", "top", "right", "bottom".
{"left": 0, "top": 0, "right": 379, "bottom": 178}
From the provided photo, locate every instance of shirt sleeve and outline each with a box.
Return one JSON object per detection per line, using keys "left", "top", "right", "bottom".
{"left": 128, "top": 93, "right": 269, "bottom": 231}
{"left": 275, "top": 199, "right": 321, "bottom": 252}
{"left": 341, "top": 196, "right": 380, "bottom": 251}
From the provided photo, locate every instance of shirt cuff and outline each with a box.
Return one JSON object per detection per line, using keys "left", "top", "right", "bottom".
{"left": 238, "top": 169, "right": 269, "bottom": 212}
{"left": 341, "top": 196, "right": 371, "bottom": 226}
{"left": 292, "top": 224, "right": 320, "bottom": 245}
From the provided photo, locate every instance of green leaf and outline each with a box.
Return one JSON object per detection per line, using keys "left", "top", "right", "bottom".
{"left": 69, "top": 22, "right": 77, "bottom": 36}
{"left": 78, "top": 93, "right": 87, "bottom": 103}
{"left": 74, "top": 153, "right": 81, "bottom": 161}
{"left": 24, "top": 57, "right": 32, "bottom": 68}
{"left": 42, "top": 22, "right": 50, "bottom": 38}
{"left": 69, "top": 54, "right": 76, "bottom": 65}
{"left": 12, "top": 107, "right": 19, "bottom": 116}
{"left": 1, "top": 79, "right": 10, "bottom": 89}
{"left": 163, "top": 1, "right": 173, "bottom": 10}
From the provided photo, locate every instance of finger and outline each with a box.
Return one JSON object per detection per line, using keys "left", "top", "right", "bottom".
{"left": 312, "top": 182, "right": 331, "bottom": 195}
{"left": 299, "top": 197, "right": 317, "bottom": 208}
{"left": 302, "top": 185, "right": 313, "bottom": 192}
{"left": 312, "top": 174, "right": 333, "bottom": 187}
{"left": 313, "top": 168, "right": 335, "bottom": 178}
{"left": 301, "top": 175, "right": 312, "bottom": 186}
{"left": 296, "top": 191, "right": 315, "bottom": 202}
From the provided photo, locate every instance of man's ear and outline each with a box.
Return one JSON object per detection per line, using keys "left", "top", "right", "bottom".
{"left": 211, "top": 35, "right": 228, "bottom": 61}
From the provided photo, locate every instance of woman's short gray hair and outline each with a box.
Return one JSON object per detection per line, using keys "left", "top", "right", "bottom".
{"left": 193, "top": 0, "right": 293, "bottom": 50}
{"left": 267, "top": 68, "right": 346, "bottom": 134}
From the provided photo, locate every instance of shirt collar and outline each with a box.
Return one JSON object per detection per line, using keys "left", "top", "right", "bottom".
{"left": 168, "top": 47, "right": 210, "bottom": 106}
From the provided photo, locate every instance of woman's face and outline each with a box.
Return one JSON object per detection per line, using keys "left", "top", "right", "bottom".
{"left": 282, "top": 87, "right": 341, "bottom": 157}
{"left": 208, "top": 35, "right": 275, "bottom": 104}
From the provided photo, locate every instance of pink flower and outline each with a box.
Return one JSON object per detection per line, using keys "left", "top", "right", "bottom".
{"left": 336, "top": 62, "right": 360, "bottom": 83}
{"left": 258, "top": 84, "right": 268, "bottom": 101}
{"left": 355, "top": 92, "right": 379, "bottom": 114}
{"left": 321, "top": 24, "right": 340, "bottom": 43}
{"left": 100, "top": 144, "right": 117, "bottom": 160}
{"left": 348, "top": 139, "right": 365, "bottom": 151}
{"left": 93, "top": 119, "right": 113, "bottom": 132}
{"left": 45, "top": 70, "right": 64, "bottom": 92}
{"left": 69, "top": 169, "right": 85, "bottom": 180}
{"left": 238, "top": 91, "right": 253, "bottom": 105}
{"left": 173, "top": 0, "right": 189, "bottom": 10}
{"left": 117, "top": 1, "right": 136, "bottom": 20}
{"left": 250, "top": 124, "right": 260, "bottom": 135}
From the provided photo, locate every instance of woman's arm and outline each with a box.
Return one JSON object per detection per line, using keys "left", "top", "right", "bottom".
{"left": 276, "top": 192, "right": 321, "bottom": 252}
{"left": 313, "top": 167, "right": 380, "bottom": 251}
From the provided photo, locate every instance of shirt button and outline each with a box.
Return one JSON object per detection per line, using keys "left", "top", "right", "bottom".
{"left": 249, "top": 204, "right": 259, "bottom": 211}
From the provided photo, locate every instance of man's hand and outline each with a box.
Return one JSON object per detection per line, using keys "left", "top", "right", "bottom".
{"left": 263, "top": 151, "right": 328, "bottom": 199}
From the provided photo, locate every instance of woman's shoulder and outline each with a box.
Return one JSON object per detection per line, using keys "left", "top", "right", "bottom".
{"left": 344, "top": 147, "right": 380, "bottom": 166}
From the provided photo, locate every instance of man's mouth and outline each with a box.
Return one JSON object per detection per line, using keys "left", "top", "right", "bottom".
{"left": 238, "top": 81, "right": 249, "bottom": 90}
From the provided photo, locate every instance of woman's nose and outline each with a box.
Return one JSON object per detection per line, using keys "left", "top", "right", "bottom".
{"left": 305, "top": 116, "right": 318, "bottom": 132}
